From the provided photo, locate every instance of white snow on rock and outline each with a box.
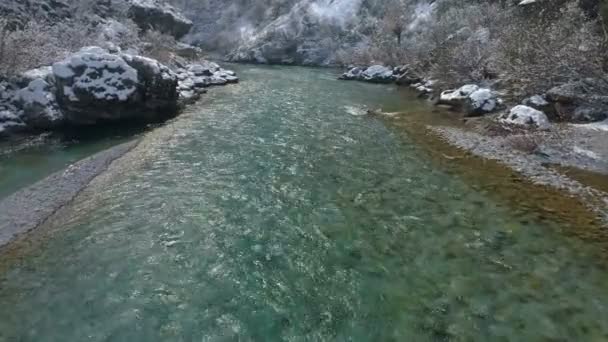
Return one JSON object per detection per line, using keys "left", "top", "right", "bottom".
{"left": 53, "top": 47, "right": 139, "bottom": 102}
{"left": 469, "top": 88, "right": 497, "bottom": 113}
{"left": 121, "top": 54, "right": 177, "bottom": 81}
{"left": 440, "top": 84, "right": 479, "bottom": 102}
{"left": 21, "top": 66, "right": 53, "bottom": 84}
{"left": 16, "top": 78, "right": 63, "bottom": 127}
{"left": 360, "top": 65, "right": 395, "bottom": 83}
{"left": 501, "top": 105, "right": 550, "bottom": 130}
{"left": 524, "top": 95, "right": 549, "bottom": 107}
{"left": 0, "top": 110, "right": 19, "bottom": 121}
{"left": 440, "top": 84, "right": 500, "bottom": 115}
{"left": 0, "top": 110, "right": 24, "bottom": 134}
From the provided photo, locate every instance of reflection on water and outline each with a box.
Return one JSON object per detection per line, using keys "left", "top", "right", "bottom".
{"left": 0, "top": 65, "right": 607, "bottom": 341}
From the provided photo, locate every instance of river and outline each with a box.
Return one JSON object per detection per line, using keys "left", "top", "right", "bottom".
{"left": 0, "top": 65, "right": 607, "bottom": 341}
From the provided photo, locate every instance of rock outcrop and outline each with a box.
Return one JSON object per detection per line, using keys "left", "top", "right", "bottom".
{"left": 500, "top": 105, "right": 551, "bottom": 129}
{"left": 51, "top": 47, "right": 178, "bottom": 125}
{"left": 546, "top": 79, "right": 608, "bottom": 122}
{"left": 0, "top": 46, "right": 238, "bottom": 137}
{"left": 127, "top": 0, "right": 193, "bottom": 39}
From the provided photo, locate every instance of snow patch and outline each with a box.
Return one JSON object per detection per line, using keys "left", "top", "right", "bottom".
{"left": 53, "top": 47, "right": 139, "bottom": 102}
{"left": 573, "top": 146, "right": 600, "bottom": 160}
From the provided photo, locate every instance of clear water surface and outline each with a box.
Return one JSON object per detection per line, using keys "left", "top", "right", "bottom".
{"left": 0, "top": 65, "right": 607, "bottom": 341}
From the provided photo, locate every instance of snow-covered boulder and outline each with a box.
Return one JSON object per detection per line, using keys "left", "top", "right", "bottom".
{"left": 523, "top": 95, "right": 549, "bottom": 108}
{"left": 522, "top": 94, "right": 555, "bottom": 118}
{"left": 127, "top": 0, "right": 193, "bottom": 39}
{"left": 16, "top": 78, "right": 64, "bottom": 129}
{"left": 52, "top": 46, "right": 178, "bottom": 125}
{"left": 181, "top": 63, "right": 239, "bottom": 88}
{"left": 215, "top": 69, "right": 239, "bottom": 83}
{"left": 439, "top": 85, "right": 500, "bottom": 116}
{"left": 17, "top": 66, "right": 54, "bottom": 88}
{"left": 360, "top": 65, "right": 395, "bottom": 83}
{"left": 338, "top": 67, "right": 363, "bottom": 81}
{"left": 188, "top": 62, "right": 218, "bottom": 77}
{"left": 501, "top": 105, "right": 550, "bottom": 130}
{"left": 467, "top": 88, "right": 499, "bottom": 115}
{"left": 440, "top": 85, "right": 480, "bottom": 103}
{"left": 122, "top": 53, "right": 179, "bottom": 109}
{"left": 0, "top": 110, "right": 25, "bottom": 136}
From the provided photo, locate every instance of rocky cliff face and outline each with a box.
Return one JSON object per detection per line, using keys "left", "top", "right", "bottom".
{"left": 170, "top": 0, "right": 394, "bottom": 66}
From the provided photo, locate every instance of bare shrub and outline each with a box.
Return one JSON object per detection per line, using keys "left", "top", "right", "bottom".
{"left": 0, "top": 20, "right": 91, "bottom": 76}
{"left": 98, "top": 19, "right": 142, "bottom": 50}
{"left": 494, "top": 2, "right": 605, "bottom": 96}
{"left": 418, "top": 2, "right": 506, "bottom": 89}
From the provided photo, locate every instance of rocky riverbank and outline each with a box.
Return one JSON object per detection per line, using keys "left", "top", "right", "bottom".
{"left": 341, "top": 64, "right": 608, "bottom": 225}
{"left": 0, "top": 46, "right": 238, "bottom": 138}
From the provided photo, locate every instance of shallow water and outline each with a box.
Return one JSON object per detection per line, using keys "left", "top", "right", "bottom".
{"left": 0, "top": 124, "right": 148, "bottom": 199}
{"left": 1, "top": 65, "right": 608, "bottom": 341}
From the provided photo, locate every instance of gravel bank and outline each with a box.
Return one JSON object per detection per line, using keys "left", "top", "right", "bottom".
{"left": 430, "top": 125, "right": 608, "bottom": 225}
{"left": 0, "top": 140, "right": 139, "bottom": 248}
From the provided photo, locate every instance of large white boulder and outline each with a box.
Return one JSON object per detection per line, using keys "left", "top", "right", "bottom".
{"left": 52, "top": 46, "right": 178, "bottom": 125}
{"left": 440, "top": 84, "right": 479, "bottom": 102}
{"left": 360, "top": 65, "right": 395, "bottom": 83}
{"left": 439, "top": 84, "right": 500, "bottom": 116}
{"left": 468, "top": 88, "right": 498, "bottom": 115}
{"left": 501, "top": 105, "right": 551, "bottom": 130}
{"left": 338, "top": 67, "right": 363, "bottom": 81}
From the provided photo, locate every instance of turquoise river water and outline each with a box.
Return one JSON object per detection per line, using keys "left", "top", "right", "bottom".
{"left": 0, "top": 65, "right": 607, "bottom": 341}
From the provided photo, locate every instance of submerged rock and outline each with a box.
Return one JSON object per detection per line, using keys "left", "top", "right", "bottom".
{"left": 501, "top": 105, "right": 550, "bottom": 130}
